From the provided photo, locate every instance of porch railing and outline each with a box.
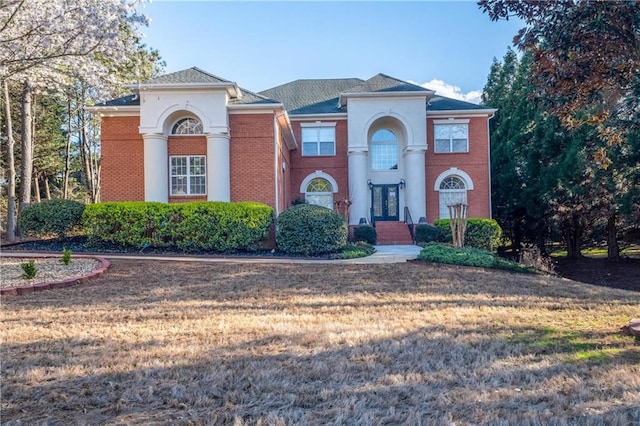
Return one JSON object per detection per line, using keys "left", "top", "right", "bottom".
{"left": 404, "top": 206, "right": 415, "bottom": 244}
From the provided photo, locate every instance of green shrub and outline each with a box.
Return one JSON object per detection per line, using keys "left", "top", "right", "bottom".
{"left": 417, "top": 243, "right": 531, "bottom": 273}
{"left": 415, "top": 224, "right": 441, "bottom": 244}
{"left": 336, "top": 242, "right": 375, "bottom": 259}
{"left": 353, "top": 225, "right": 377, "bottom": 245}
{"left": 61, "top": 248, "right": 72, "bottom": 265}
{"left": 21, "top": 260, "right": 37, "bottom": 279}
{"left": 18, "top": 199, "right": 85, "bottom": 239}
{"left": 276, "top": 204, "right": 348, "bottom": 255}
{"left": 82, "top": 201, "right": 273, "bottom": 252}
{"left": 434, "top": 218, "right": 502, "bottom": 251}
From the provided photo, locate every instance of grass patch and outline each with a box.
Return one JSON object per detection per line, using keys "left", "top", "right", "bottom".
{"left": 551, "top": 244, "right": 640, "bottom": 258}
{"left": 2, "top": 260, "right": 639, "bottom": 424}
{"left": 417, "top": 242, "right": 532, "bottom": 273}
{"left": 335, "top": 242, "right": 375, "bottom": 259}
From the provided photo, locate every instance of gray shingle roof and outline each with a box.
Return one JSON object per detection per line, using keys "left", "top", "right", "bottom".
{"left": 342, "top": 73, "right": 432, "bottom": 94}
{"left": 427, "top": 95, "right": 488, "bottom": 111}
{"left": 142, "top": 67, "right": 233, "bottom": 85}
{"left": 259, "top": 78, "right": 364, "bottom": 112}
{"left": 100, "top": 94, "right": 140, "bottom": 107}
{"left": 97, "top": 68, "right": 492, "bottom": 112}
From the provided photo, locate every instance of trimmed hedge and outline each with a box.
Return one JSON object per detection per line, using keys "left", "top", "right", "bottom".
{"left": 353, "top": 225, "right": 377, "bottom": 245}
{"left": 417, "top": 242, "right": 531, "bottom": 273}
{"left": 276, "top": 204, "right": 348, "bottom": 255}
{"left": 434, "top": 218, "right": 502, "bottom": 251}
{"left": 18, "top": 199, "right": 85, "bottom": 239}
{"left": 82, "top": 201, "right": 273, "bottom": 252}
{"left": 415, "top": 224, "right": 441, "bottom": 244}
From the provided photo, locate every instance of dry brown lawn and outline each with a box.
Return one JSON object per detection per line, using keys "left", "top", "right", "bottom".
{"left": 1, "top": 259, "right": 639, "bottom": 425}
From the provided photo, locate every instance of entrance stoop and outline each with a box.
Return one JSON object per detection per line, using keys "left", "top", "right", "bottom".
{"left": 375, "top": 221, "right": 414, "bottom": 245}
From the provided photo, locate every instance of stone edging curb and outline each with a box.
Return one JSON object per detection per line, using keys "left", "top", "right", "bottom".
{"left": 0, "top": 256, "right": 110, "bottom": 296}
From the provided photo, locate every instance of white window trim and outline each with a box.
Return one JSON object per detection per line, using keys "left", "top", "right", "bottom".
{"left": 169, "top": 155, "right": 207, "bottom": 196}
{"left": 434, "top": 119, "right": 469, "bottom": 153}
{"left": 434, "top": 168, "right": 474, "bottom": 190}
{"left": 300, "top": 121, "right": 336, "bottom": 156}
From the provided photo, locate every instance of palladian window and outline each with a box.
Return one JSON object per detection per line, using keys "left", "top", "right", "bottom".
{"left": 305, "top": 178, "right": 334, "bottom": 209}
{"left": 438, "top": 176, "right": 467, "bottom": 218}
{"left": 172, "top": 117, "right": 203, "bottom": 135}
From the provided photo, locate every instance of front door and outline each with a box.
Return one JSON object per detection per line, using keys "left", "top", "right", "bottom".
{"left": 371, "top": 184, "right": 399, "bottom": 221}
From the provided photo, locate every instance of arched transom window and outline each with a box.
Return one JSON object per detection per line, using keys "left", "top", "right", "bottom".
{"left": 438, "top": 176, "right": 467, "bottom": 219}
{"left": 370, "top": 129, "right": 398, "bottom": 171}
{"left": 305, "top": 178, "right": 334, "bottom": 210}
{"left": 172, "top": 117, "right": 203, "bottom": 135}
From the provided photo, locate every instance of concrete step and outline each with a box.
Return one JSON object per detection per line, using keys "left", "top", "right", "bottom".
{"left": 375, "top": 222, "right": 414, "bottom": 245}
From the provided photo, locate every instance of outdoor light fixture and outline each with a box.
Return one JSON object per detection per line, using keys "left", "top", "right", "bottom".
{"left": 418, "top": 217, "right": 427, "bottom": 224}
{"left": 359, "top": 217, "right": 368, "bottom": 225}
{"left": 367, "top": 179, "right": 373, "bottom": 189}
{"left": 399, "top": 179, "right": 406, "bottom": 189}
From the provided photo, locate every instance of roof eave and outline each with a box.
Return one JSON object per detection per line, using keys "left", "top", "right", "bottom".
{"left": 86, "top": 105, "right": 140, "bottom": 116}
{"left": 427, "top": 108, "right": 497, "bottom": 116}
{"left": 128, "top": 82, "right": 241, "bottom": 98}
{"left": 339, "top": 90, "right": 435, "bottom": 107}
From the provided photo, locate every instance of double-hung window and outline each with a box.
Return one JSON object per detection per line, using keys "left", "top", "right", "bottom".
{"left": 170, "top": 156, "right": 206, "bottom": 195}
{"left": 434, "top": 120, "right": 469, "bottom": 153}
{"left": 301, "top": 122, "right": 336, "bottom": 156}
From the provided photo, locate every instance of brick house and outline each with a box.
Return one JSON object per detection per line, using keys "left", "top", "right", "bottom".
{"left": 90, "top": 67, "right": 495, "bottom": 240}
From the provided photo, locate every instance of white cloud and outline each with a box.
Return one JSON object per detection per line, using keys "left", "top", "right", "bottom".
{"left": 410, "top": 79, "right": 483, "bottom": 105}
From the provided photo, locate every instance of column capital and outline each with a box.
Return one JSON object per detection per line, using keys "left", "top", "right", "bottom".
{"left": 205, "top": 132, "right": 230, "bottom": 141}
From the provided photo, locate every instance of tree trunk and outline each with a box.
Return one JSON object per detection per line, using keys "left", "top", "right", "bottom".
{"left": 2, "top": 79, "right": 17, "bottom": 242}
{"left": 563, "top": 213, "right": 583, "bottom": 259}
{"left": 19, "top": 79, "right": 33, "bottom": 214}
{"left": 535, "top": 218, "right": 547, "bottom": 256}
{"left": 63, "top": 94, "right": 72, "bottom": 199}
{"left": 607, "top": 213, "right": 620, "bottom": 261}
{"left": 44, "top": 176, "right": 51, "bottom": 200}
{"left": 33, "top": 171, "right": 41, "bottom": 203}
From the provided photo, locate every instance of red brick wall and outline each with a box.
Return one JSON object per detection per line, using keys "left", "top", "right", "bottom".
{"left": 425, "top": 116, "right": 491, "bottom": 222}
{"left": 289, "top": 119, "right": 349, "bottom": 213}
{"left": 168, "top": 135, "right": 207, "bottom": 203}
{"left": 229, "top": 114, "right": 276, "bottom": 207}
{"left": 100, "top": 116, "right": 144, "bottom": 202}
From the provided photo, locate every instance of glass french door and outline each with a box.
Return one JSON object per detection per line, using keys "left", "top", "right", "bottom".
{"left": 371, "top": 184, "right": 399, "bottom": 221}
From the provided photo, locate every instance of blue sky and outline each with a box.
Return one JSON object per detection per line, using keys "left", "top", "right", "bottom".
{"left": 141, "top": 1, "right": 523, "bottom": 104}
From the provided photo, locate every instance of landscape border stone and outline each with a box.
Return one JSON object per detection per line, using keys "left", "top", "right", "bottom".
{"left": 0, "top": 255, "right": 110, "bottom": 296}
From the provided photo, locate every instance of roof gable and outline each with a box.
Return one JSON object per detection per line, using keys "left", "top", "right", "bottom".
{"left": 259, "top": 78, "right": 364, "bottom": 112}
{"left": 142, "top": 67, "right": 233, "bottom": 85}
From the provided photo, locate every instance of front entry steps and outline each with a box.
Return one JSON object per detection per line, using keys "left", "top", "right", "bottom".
{"left": 375, "top": 221, "right": 414, "bottom": 245}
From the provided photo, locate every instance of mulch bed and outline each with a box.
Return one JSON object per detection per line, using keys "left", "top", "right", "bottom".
{"left": 554, "top": 256, "right": 640, "bottom": 292}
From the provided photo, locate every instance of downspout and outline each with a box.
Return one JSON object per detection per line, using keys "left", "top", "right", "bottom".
{"left": 273, "top": 114, "right": 281, "bottom": 216}
{"left": 487, "top": 112, "right": 495, "bottom": 219}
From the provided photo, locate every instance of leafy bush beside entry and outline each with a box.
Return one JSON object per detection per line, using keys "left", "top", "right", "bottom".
{"left": 18, "top": 199, "right": 85, "bottom": 239}
{"left": 276, "top": 204, "right": 348, "bottom": 255}
{"left": 434, "top": 218, "right": 502, "bottom": 251}
{"left": 353, "top": 225, "right": 377, "bottom": 245}
{"left": 414, "top": 224, "right": 441, "bottom": 244}
{"left": 82, "top": 201, "right": 273, "bottom": 252}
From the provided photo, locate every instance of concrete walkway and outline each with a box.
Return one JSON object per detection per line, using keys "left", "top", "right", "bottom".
{"left": 1, "top": 245, "right": 423, "bottom": 265}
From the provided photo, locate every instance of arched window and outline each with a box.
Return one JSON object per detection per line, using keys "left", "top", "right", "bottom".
{"left": 438, "top": 176, "right": 467, "bottom": 219}
{"left": 305, "top": 178, "right": 334, "bottom": 209}
{"left": 370, "top": 129, "right": 398, "bottom": 171}
{"left": 171, "top": 117, "right": 203, "bottom": 135}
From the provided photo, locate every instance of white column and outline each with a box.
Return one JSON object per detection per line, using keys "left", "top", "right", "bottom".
{"left": 143, "top": 133, "right": 168, "bottom": 202}
{"left": 206, "top": 133, "right": 231, "bottom": 202}
{"left": 348, "top": 149, "right": 368, "bottom": 225}
{"left": 404, "top": 148, "right": 427, "bottom": 220}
